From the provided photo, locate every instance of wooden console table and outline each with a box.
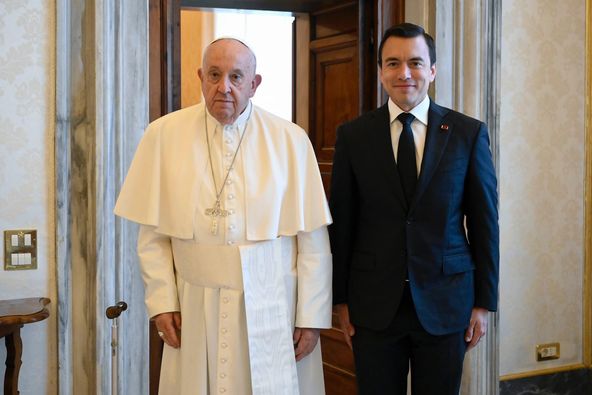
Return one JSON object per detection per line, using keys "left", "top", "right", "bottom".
{"left": 0, "top": 297, "right": 50, "bottom": 395}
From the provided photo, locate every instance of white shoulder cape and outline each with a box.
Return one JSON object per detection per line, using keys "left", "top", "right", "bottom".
{"left": 114, "top": 103, "right": 332, "bottom": 240}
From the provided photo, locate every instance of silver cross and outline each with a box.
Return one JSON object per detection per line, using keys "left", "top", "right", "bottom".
{"left": 205, "top": 201, "right": 229, "bottom": 235}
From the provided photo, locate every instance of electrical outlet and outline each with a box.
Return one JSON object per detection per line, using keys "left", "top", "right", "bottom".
{"left": 536, "top": 342, "right": 560, "bottom": 361}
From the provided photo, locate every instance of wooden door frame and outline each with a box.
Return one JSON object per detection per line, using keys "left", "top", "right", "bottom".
{"left": 152, "top": 0, "right": 402, "bottom": 117}
{"left": 149, "top": 0, "right": 181, "bottom": 121}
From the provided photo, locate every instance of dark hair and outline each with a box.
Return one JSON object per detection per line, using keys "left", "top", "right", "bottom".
{"left": 377, "top": 23, "right": 436, "bottom": 67}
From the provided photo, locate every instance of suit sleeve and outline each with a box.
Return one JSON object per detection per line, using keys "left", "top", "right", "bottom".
{"left": 329, "top": 125, "right": 358, "bottom": 305}
{"left": 465, "top": 123, "right": 500, "bottom": 311}
{"left": 137, "top": 225, "right": 180, "bottom": 318}
{"left": 295, "top": 226, "right": 332, "bottom": 329}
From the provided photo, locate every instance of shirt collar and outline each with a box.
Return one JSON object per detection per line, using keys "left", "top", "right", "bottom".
{"left": 388, "top": 95, "right": 430, "bottom": 126}
{"left": 234, "top": 100, "right": 253, "bottom": 128}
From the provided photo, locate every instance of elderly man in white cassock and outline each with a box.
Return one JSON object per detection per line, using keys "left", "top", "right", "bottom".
{"left": 114, "top": 38, "right": 332, "bottom": 394}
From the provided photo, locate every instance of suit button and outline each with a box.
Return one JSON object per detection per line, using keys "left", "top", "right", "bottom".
{"left": 406, "top": 220, "right": 412, "bottom": 225}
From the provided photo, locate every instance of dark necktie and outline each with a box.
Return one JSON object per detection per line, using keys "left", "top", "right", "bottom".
{"left": 397, "top": 113, "right": 417, "bottom": 205}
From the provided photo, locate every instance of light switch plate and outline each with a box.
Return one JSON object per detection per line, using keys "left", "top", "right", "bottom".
{"left": 4, "top": 229, "right": 37, "bottom": 270}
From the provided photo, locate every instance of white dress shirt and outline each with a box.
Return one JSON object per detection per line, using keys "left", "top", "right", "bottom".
{"left": 388, "top": 95, "right": 430, "bottom": 175}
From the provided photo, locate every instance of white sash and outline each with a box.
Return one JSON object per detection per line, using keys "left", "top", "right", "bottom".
{"left": 239, "top": 239, "right": 299, "bottom": 395}
{"left": 171, "top": 238, "right": 299, "bottom": 395}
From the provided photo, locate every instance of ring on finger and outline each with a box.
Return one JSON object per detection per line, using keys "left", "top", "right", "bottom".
{"left": 158, "top": 331, "right": 164, "bottom": 338}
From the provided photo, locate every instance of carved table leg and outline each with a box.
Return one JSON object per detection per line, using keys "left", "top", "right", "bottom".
{"left": 4, "top": 325, "right": 23, "bottom": 395}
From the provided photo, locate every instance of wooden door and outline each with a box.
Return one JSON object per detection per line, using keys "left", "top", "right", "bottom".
{"left": 307, "top": 5, "right": 362, "bottom": 391}
{"left": 306, "top": 2, "right": 403, "bottom": 392}
{"left": 148, "top": 1, "right": 404, "bottom": 394}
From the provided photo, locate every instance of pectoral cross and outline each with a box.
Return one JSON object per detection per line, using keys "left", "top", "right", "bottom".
{"left": 205, "top": 201, "right": 229, "bottom": 235}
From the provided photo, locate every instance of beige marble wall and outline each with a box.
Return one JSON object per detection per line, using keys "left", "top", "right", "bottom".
{"left": 0, "top": 0, "right": 57, "bottom": 393}
{"left": 54, "top": 0, "right": 151, "bottom": 393}
{"left": 500, "top": 0, "right": 586, "bottom": 376}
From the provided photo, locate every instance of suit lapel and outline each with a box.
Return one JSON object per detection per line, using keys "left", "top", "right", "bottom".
{"left": 409, "top": 101, "right": 451, "bottom": 213}
{"left": 370, "top": 104, "right": 408, "bottom": 210}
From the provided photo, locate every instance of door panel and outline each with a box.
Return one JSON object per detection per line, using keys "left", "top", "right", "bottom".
{"left": 311, "top": 39, "right": 358, "bottom": 192}
{"left": 314, "top": 5, "right": 357, "bottom": 38}
{"left": 313, "top": 40, "right": 358, "bottom": 153}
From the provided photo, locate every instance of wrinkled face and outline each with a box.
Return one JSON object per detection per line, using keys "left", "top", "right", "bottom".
{"left": 379, "top": 36, "right": 436, "bottom": 112}
{"left": 198, "top": 39, "right": 262, "bottom": 125}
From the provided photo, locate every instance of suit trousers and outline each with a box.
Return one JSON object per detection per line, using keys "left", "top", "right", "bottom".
{"left": 351, "top": 284, "right": 467, "bottom": 395}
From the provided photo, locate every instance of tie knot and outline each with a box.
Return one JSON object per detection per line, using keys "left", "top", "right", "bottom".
{"left": 397, "top": 112, "right": 415, "bottom": 127}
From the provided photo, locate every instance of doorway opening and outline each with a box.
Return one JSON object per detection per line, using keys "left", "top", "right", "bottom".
{"left": 180, "top": 8, "right": 294, "bottom": 120}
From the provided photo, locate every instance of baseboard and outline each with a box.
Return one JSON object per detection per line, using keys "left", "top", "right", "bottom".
{"left": 499, "top": 367, "right": 592, "bottom": 395}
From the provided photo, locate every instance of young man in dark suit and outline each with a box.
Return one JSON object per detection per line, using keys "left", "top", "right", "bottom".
{"left": 329, "top": 23, "right": 499, "bottom": 395}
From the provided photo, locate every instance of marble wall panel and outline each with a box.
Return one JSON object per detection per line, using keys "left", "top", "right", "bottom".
{"left": 500, "top": 368, "right": 592, "bottom": 395}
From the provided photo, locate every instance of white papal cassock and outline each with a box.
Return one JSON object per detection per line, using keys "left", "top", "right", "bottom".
{"left": 114, "top": 101, "right": 333, "bottom": 395}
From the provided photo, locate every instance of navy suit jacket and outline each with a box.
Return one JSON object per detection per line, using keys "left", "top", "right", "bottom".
{"left": 329, "top": 100, "right": 499, "bottom": 336}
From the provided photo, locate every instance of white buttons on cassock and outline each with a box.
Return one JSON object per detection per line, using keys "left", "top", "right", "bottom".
{"left": 220, "top": 373, "right": 226, "bottom": 379}
{"left": 227, "top": 194, "right": 234, "bottom": 200}
{"left": 221, "top": 343, "right": 228, "bottom": 349}
{"left": 227, "top": 240, "right": 234, "bottom": 245}
{"left": 221, "top": 313, "right": 228, "bottom": 319}
{"left": 220, "top": 358, "right": 227, "bottom": 364}
{"left": 221, "top": 328, "right": 227, "bottom": 334}
{"left": 222, "top": 297, "right": 229, "bottom": 303}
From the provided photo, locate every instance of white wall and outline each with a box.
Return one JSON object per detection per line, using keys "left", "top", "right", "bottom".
{"left": 499, "top": 0, "right": 586, "bottom": 376}
{"left": 0, "top": 1, "right": 57, "bottom": 394}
